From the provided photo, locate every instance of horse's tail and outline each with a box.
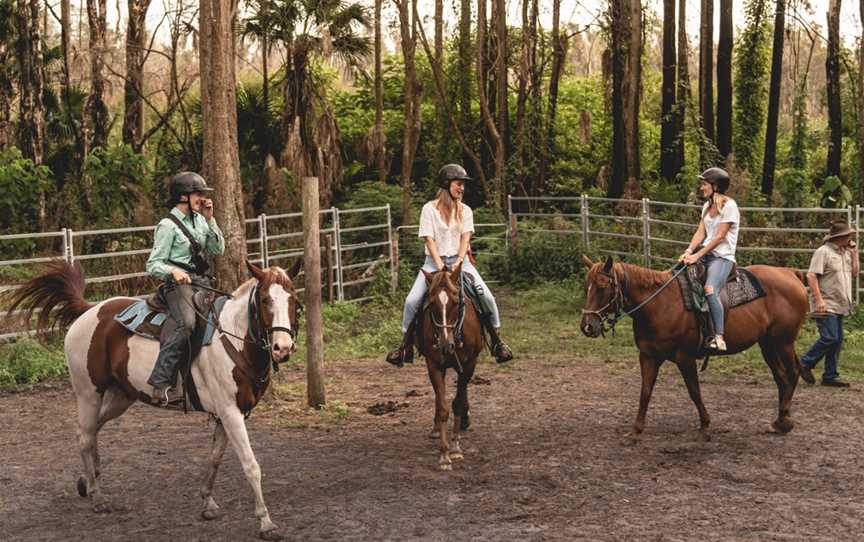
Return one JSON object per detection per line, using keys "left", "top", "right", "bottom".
{"left": 2, "top": 261, "right": 92, "bottom": 335}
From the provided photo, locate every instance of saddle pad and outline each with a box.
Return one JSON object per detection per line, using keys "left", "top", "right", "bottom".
{"left": 114, "top": 296, "right": 229, "bottom": 345}
{"left": 462, "top": 274, "right": 492, "bottom": 317}
{"left": 677, "top": 266, "right": 767, "bottom": 313}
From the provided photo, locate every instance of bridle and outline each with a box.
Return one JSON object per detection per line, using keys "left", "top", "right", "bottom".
{"left": 423, "top": 276, "right": 466, "bottom": 372}
{"left": 581, "top": 263, "right": 687, "bottom": 336}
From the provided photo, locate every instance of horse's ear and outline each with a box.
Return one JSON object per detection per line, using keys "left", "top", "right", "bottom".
{"left": 422, "top": 269, "right": 434, "bottom": 284}
{"left": 246, "top": 260, "right": 265, "bottom": 280}
{"left": 602, "top": 256, "right": 614, "bottom": 274}
{"left": 288, "top": 258, "right": 303, "bottom": 279}
{"left": 582, "top": 255, "right": 594, "bottom": 269}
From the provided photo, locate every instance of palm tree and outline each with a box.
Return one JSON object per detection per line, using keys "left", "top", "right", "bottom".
{"left": 266, "top": 0, "right": 370, "bottom": 206}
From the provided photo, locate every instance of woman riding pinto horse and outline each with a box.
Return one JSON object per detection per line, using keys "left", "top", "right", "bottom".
{"left": 386, "top": 164, "right": 513, "bottom": 366}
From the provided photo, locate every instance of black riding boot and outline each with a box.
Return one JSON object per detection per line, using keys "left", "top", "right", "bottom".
{"left": 481, "top": 316, "right": 513, "bottom": 364}
{"left": 147, "top": 280, "right": 196, "bottom": 405}
{"left": 386, "top": 321, "right": 417, "bottom": 367}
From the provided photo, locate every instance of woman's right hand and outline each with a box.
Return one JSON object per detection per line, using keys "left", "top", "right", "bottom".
{"left": 171, "top": 268, "right": 191, "bottom": 284}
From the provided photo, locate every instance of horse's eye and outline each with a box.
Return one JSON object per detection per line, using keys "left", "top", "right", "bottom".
{"left": 262, "top": 297, "right": 273, "bottom": 306}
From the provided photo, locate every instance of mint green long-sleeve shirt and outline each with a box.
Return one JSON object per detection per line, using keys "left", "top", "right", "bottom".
{"left": 145, "top": 207, "right": 225, "bottom": 280}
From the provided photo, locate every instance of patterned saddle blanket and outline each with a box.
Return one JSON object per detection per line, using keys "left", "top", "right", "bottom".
{"left": 677, "top": 264, "right": 767, "bottom": 313}
{"left": 113, "top": 294, "right": 229, "bottom": 346}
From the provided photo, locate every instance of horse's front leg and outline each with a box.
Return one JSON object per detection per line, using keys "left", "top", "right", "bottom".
{"left": 200, "top": 419, "right": 229, "bottom": 520}
{"left": 675, "top": 354, "right": 712, "bottom": 441}
{"left": 427, "top": 363, "right": 451, "bottom": 471}
{"left": 630, "top": 352, "right": 662, "bottom": 440}
{"left": 449, "top": 367, "right": 474, "bottom": 461}
{"left": 220, "top": 409, "right": 283, "bottom": 540}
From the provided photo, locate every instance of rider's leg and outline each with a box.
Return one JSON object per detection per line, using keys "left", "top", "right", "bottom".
{"left": 462, "top": 259, "right": 513, "bottom": 363}
{"left": 148, "top": 281, "right": 196, "bottom": 402}
{"left": 386, "top": 258, "right": 437, "bottom": 366}
{"left": 704, "top": 256, "right": 734, "bottom": 351}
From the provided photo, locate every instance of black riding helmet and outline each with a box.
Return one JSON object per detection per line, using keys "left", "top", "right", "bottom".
{"left": 698, "top": 167, "right": 731, "bottom": 194}
{"left": 170, "top": 171, "right": 213, "bottom": 204}
{"left": 438, "top": 164, "right": 473, "bottom": 190}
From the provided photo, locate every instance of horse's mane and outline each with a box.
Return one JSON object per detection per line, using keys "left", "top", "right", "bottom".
{"left": 616, "top": 262, "right": 672, "bottom": 288}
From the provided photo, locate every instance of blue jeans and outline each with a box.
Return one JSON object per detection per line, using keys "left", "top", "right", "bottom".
{"left": 401, "top": 255, "right": 501, "bottom": 332}
{"left": 801, "top": 314, "right": 844, "bottom": 382}
{"left": 702, "top": 254, "right": 734, "bottom": 335}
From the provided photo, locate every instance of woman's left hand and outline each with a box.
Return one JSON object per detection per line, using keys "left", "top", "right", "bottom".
{"left": 682, "top": 253, "right": 701, "bottom": 265}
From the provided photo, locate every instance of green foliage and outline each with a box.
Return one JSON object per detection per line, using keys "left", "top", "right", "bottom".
{"left": 0, "top": 147, "right": 53, "bottom": 234}
{"left": 819, "top": 175, "right": 852, "bottom": 208}
{"left": 0, "top": 338, "right": 67, "bottom": 387}
{"left": 79, "top": 144, "right": 154, "bottom": 227}
{"left": 734, "top": 0, "right": 771, "bottom": 175}
{"left": 509, "top": 231, "right": 587, "bottom": 284}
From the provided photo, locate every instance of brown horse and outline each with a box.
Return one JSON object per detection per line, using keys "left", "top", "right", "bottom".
{"left": 418, "top": 263, "right": 484, "bottom": 470}
{"left": 580, "top": 256, "right": 809, "bottom": 439}
{"left": 2, "top": 260, "right": 301, "bottom": 540}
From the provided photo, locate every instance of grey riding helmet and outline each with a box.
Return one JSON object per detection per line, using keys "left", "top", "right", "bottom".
{"left": 698, "top": 167, "right": 731, "bottom": 194}
{"left": 438, "top": 164, "right": 473, "bottom": 189}
{"left": 170, "top": 171, "right": 214, "bottom": 203}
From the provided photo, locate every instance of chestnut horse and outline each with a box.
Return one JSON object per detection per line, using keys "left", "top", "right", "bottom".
{"left": 580, "top": 256, "right": 809, "bottom": 440}
{"left": 3, "top": 260, "right": 301, "bottom": 540}
{"left": 418, "top": 263, "right": 484, "bottom": 470}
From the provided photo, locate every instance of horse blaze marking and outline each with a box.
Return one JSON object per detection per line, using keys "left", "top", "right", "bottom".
{"left": 438, "top": 290, "right": 449, "bottom": 341}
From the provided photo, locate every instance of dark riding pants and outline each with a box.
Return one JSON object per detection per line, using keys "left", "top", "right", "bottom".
{"left": 147, "top": 278, "right": 204, "bottom": 389}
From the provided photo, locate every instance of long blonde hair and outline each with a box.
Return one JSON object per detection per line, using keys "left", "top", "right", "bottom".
{"left": 434, "top": 188, "right": 463, "bottom": 226}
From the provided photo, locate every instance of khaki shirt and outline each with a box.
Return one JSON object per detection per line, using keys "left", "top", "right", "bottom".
{"left": 808, "top": 242, "right": 853, "bottom": 316}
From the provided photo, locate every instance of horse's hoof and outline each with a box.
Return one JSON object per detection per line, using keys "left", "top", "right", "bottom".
{"left": 698, "top": 431, "right": 712, "bottom": 442}
{"left": 259, "top": 528, "right": 284, "bottom": 541}
{"left": 460, "top": 415, "right": 471, "bottom": 432}
{"left": 201, "top": 508, "right": 221, "bottom": 521}
{"left": 428, "top": 430, "right": 440, "bottom": 439}
{"left": 771, "top": 418, "right": 794, "bottom": 434}
{"left": 449, "top": 451, "right": 464, "bottom": 461}
{"left": 439, "top": 462, "right": 453, "bottom": 471}
{"left": 77, "top": 477, "right": 88, "bottom": 497}
{"left": 622, "top": 432, "right": 641, "bottom": 446}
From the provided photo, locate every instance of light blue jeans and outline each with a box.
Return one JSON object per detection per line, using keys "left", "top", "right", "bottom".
{"left": 401, "top": 255, "right": 501, "bottom": 332}
{"left": 702, "top": 254, "right": 735, "bottom": 335}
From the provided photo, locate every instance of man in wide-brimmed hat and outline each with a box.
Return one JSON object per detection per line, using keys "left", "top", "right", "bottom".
{"left": 799, "top": 220, "right": 859, "bottom": 387}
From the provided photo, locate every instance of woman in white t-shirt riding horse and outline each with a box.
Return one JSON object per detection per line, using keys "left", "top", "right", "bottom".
{"left": 678, "top": 167, "right": 741, "bottom": 353}
{"left": 386, "top": 164, "right": 514, "bottom": 366}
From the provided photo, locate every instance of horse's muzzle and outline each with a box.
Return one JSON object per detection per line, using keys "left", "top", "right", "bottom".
{"left": 580, "top": 316, "right": 602, "bottom": 338}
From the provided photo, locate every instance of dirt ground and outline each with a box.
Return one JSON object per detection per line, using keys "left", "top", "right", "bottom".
{"left": 2, "top": 355, "right": 864, "bottom": 542}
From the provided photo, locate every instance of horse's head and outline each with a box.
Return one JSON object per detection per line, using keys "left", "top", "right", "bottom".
{"left": 246, "top": 259, "right": 303, "bottom": 363}
{"left": 580, "top": 255, "right": 622, "bottom": 337}
{"left": 423, "top": 262, "right": 463, "bottom": 358}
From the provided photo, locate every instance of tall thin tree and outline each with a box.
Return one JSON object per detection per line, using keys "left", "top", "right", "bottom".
{"left": 699, "top": 0, "right": 715, "bottom": 155}
{"left": 676, "top": 0, "right": 689, "bottom": 173}
{"left": 396, "top": 0, "right": 421, "bottom": 224}
{"left": 477, "top": 0, "right": 505, "bottom": 206}
{"left": 716, "top": 0, "right": 733, "bottom": 158}
{"left": 761, "top": 0, "right": 786, "bottom": 195}
{"left": 123, "top": 0, "right": 152, "bottom": 150}
{"left": 539, "top": 0, "right": 566, "bottom": 190}
{"left": 609, "top": 0, "right": 628, "bottom": 198}
{"left": 660, "top": 0, "right": 678, "bottom": 181}
{"left": 373, "top": 0, "right": 386, "bottom": 183}
{"left": 825, "top": 0, "right": 842, "bottom": 181}
{"left": 84, "top": 0, "right": 109, "bottom": 150}
{"left": 200, "top": 0, "right": 247, "bottom": 288}
{"left": 15, "top": 0, "right": 45, "bottom": 165}
{"left": 858, "top": 0, "right": 864, "bottom": 201}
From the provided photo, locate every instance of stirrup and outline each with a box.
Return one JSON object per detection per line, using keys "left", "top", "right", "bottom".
{"left": 706, "top": 336, "right": 727, "bottom": 353}
{"left": 385, "top": 346, "right": 413, "bottom": 367}
{"left": 492, "top": 342, "right": 513, "bottom": 364}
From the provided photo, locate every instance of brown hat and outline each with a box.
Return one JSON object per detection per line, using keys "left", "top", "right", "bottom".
{"left": 823, "top": 220, "right": 856, "bottom": 242}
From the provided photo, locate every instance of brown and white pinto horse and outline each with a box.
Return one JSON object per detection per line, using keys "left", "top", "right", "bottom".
{"left": 580, "top": 256, "right": 809, "bottom": 440}
{"left": 418, "top": 263, "right": 484, "bottom": 471}
{"left": 3, "top": 260, "right": 301, "bottom": 541}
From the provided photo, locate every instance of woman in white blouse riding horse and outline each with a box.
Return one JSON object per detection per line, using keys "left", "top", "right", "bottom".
{"left": 386, "top": 164, "right": 513, "bottom": 366}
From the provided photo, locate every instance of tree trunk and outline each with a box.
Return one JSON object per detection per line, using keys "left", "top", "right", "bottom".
{"left": 477, "top": 0, "right": 505, "bottom": 208}
{"left": 609, "top": 0, "right": 628, "bottom": 198}
{"left": 262, "top": 33, "right": 269, "bottom": 109}
{"left": 85, "top": 0, "right": 109, "bottom": 150}
{"left": 373, "top": 0, "right": 386, "bottom": 183}
{"left": 825, "top": 0, "right": 842, "bottom": 181}
{"left": 623, "top": 0, "right": 642, "bottom": 196}
{"left": 676, "top": 0, "right": 689, "bottom": 171}
{"left": 434, "top": 0, "right": 443, "bottom": 159}
{"left": 15, "top": 0, "right": 45, "bottom": 165}
{"left": 761, "top": 0, "right": 785, "bottom": 195}
{"left": 515, "top": 0, "right": 537, "bottom": 193}
{"left": 716, "top": 0, "right": 733, "bottom": 158}
{"left": 123, "top": 0, "right": 151, "bottom": 151}
{"left": 457, "top": 0, "right": 472, "bottom": 145}
{"left": 397, "top": 0, "right": 421, "bottom": 225}
{"left": 539, "top": 0, "right": 565, "bottom": 191}
{"left": 699, "top": 0, "right": 714, "bottom": 154}
{"left": 60, "top": 0, "right": 72, "bottom": 94}
{"left": 660, "top": 0, "right": 678, "bottom": 181}
{"left": 859, "top": 0, "right": 864, "bottom": 202}
{"left": 494, "top": 0, "right": 508, "bottom": 199}
{"left": 200, "top": 0, "right": 247, "bottom": 289}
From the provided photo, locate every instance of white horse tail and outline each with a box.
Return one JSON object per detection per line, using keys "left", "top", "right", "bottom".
{"left": 2, "top": 261, "right": 92, "bottom": 335}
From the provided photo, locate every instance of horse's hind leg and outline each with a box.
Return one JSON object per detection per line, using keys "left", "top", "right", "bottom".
{"left": 761, "top": 339, "right": 798, "bottom": 434}
{"left": 630, "top": 353, "right": 661, "bottom": 440}
{"left": 93, "top": 388, "right": 135, "bottom": 478}
{"left": 200, "top": 420, "right": 228, "bottom": 520}
{"left": 675, "top": 355, "right": 711, "bottom": 441}
{"left": 74, "top": 391, "right": 111, "bottom": 512}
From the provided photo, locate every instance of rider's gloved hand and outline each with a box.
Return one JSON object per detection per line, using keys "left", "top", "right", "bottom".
{"left": 171, "top": 268, "right": 191, "bottom": 284}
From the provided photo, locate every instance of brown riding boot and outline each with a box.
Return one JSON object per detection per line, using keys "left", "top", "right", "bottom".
{"left": 385, "top": 329, "right": 415, "bottom": 367}
{"left": 481, "top": 317, "right": 513, "bottom": 364}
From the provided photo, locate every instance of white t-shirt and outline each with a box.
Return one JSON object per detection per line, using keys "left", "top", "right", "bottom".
{"left": 701, "top": 198, "right": 740, "bottom": 262}
{"left": 418, "top": 200, "right": 475, "bottom": 257}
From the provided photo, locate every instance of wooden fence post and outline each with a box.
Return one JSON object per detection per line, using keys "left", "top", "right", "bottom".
{"left": 302, "top": 177, "right": 326, "bottom": 408}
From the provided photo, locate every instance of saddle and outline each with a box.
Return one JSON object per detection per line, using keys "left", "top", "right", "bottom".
{"left": 114, "top": 287, "right": 229, "bottom": 411}
{"left": 676, "top": 263, "right": 767, "bottom": 354}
